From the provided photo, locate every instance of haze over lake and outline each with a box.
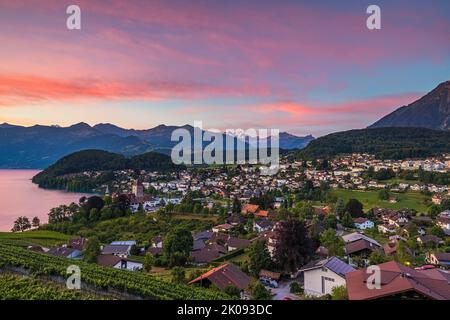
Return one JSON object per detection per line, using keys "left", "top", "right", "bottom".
{"left": 0, "top": 170, "right": 90, "bottom": 231}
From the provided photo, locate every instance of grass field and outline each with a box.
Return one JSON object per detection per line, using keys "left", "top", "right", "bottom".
{"left": 0, "top": 230, "right": 70, "bottom": 247}
{"left": 330, "top": 189, "right": 431, "bottom": 213}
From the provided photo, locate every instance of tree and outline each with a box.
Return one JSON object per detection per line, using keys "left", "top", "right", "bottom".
{"left": 252, "top": 282, "right": 272, "bottom": 300}
{"left": 378, "top": 189, "right": 390, "bottom": 201}
{"left": 143, "top": 253, "right": 154, "bottom": 272}
{"left": 170, "top": 266, "right": 186, "bottom": 283}
{"left": 224, "top": 285, "right": 241, "bottom": 298}
{"left": 344, "top": 199, "right": 364, "bottom": 217}
{"left": 232, "top": 197, "right": 242, "bottom": 214}
{"left": 163, "top": 228, "right": 193, "bottom": 267}
{"left": 31, "top": 216, "right": 40, "bottom": 228}
{"left": 368, "top": 250, "right": 389, "bottom": 265}
{"left": 320, "top": 228, "right": 345, "bottom": 257}
{"left": 273, "top": 220, "right": 314, "bottom": 273}
{"left": 331, "top": 285, "right": 348, "bottom": 300}
{"left": 84, "top": 237, "right": 101, "bottom": 263}
{"left": 341, "top": 212, "right": 354, "bottom": 228}
{"left": 324, "top": 214, "right": 338, "bottom": 229}
{"left": 429, "top": 226, "right": 446, "bottom": 239}
{"left": 290, "top": 282, "right": 302, "bottom": 294}
{"left": 334, "top": 198, "right": 345, "bottom": 218}
{"left": 248, "top": 240, "right": 272, "bottom": 277}
{"left": 11, "top": 216, "right": 31, "bottom": 232}
{"left": 405, "top": 222, "right": 418, "bottom": 238}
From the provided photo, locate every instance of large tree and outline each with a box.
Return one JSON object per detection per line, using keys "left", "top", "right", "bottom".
{"left": 273, "top": 220, "right": 314, "bottom": 273}
{"left": 11, "top": 216, "right": 31, "bottom": 232}
{"left": 84, "top": 237, "right": 101, "bottom": 263}
{"left": 320, "top": 228, "right": 345, "bottom": 257}
{"left": 163, "top": 228, "right": 193, "bottom": 267}
{"left": 344, "top": 199, "right": 364, "bottom": 217}
{"left": 248, "top": 240, "right": 272, "bottom": 277}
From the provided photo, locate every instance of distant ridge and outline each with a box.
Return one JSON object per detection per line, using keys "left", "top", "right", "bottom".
{"left": 370, "top": 80, "right": 450, "bottom": 130}
{"left": 0, "top": 122, "right": 312, "bottom": 169}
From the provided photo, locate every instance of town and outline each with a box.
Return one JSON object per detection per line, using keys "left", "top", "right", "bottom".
{"left": 5, "top": 152, "right": 450, "bottom": 300}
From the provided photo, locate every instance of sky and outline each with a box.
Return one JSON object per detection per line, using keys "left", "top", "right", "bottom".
{"left": 0, "top": 0, "right": 449, "bottom": 137}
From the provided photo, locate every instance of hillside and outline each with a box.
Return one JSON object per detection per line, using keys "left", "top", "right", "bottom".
{"left": 370, "top": 80, "right": 450, "bottom": 130}
{"left": 293, "top": 127, "right": 450, "bottom": 160}
{"left": 32, "top": 150, "right": 184, "bottom": 190}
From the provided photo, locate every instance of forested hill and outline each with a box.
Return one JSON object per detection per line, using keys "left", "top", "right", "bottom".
{"left": 32, "top": 150, "right": 183, "bottom": 190}
{"left": 291, "top": 127, "right": 450, "bottom": 160}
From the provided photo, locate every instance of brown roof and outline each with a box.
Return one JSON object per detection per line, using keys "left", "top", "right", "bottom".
{"left": 189, "top": 245, "right": 225, "bottom": 264}
{"left": 346, "top": 261, "right": 450, "bottom": 300}
{"left": 256, "top": 210, "right": 269, "bottom": 218}
{"left": 353, "top": 217, "right": 368, "bottom": 224}
{"left": 97, "top": 254, "right": 122, "bottom": 267}
{"left": 226, "top": 237, "right": 251, "bottom": 249}
{"left": 189, "top": 263, "right": 251, "bottom": 290}
{"left": 345, "top": 239, "right": 379, "bottom": 255}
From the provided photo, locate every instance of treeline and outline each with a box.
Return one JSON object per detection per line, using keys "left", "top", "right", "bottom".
{"left": 32, "top": 150, "right": 184, "bottom": 191}
{"left": 293, "top": 127, "right": 450, "bottom": 160}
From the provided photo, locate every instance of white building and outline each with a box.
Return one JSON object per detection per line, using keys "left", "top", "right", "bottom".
{"left": 353, "top": 218, "right": 374, "bottom": 230}
{"left": 298, "top": 257, "right": 355, "bottom": 297}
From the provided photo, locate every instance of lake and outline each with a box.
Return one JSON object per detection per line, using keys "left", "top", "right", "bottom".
{"left": 0, "top": 170, "right": 90, "bottom": 231}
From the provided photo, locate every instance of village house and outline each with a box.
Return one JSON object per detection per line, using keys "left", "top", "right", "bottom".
{"left": 189, "top": 263, "right": 251, "bottom": 295}
{"left": 101, "top": 241, "right": 136, "bottom": 258}
{"left": 97, "top": 255, "right": 143, "bottom": 271}
{"left": 47, "top": 246, "right": 83, "bottom": 259}
{"left": 298, "top": 257, "right": 355, "bottom": 297}
{"left": 353, "top": 217, "right": 374, "bottom": 230}
{"left": 253, "top": 219, "right": 274, "bottom": 233}
{"left": 346, "top": 261, "right": 450, "bottom": 300}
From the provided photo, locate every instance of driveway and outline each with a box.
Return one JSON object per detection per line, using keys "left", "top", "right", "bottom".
{"left": 267, "top": 280, "right": 300, "bottom": 300}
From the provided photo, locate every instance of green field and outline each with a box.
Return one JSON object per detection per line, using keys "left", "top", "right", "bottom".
{"left": 330, "top": 189, "right": 430, "bottom": 213}
{"left": 0, "top": 230, "right": 70, "bottom": 247}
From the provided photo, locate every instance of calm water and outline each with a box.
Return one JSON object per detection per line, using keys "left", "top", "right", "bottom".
{"left": 0, "top": 170, "right": 90, "bottom": 231}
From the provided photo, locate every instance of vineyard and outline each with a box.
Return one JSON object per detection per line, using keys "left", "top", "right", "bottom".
{"left": 0, "top": 243, "right": 232, "bottom": 300}
{"left": 0, "top": 274, "right": 104, "bottom": 300}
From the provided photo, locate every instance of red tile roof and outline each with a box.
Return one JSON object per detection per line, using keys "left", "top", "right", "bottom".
{"left": 241, "top": 204, "right": 259, "bottom": 214}
{"left": 346, "top": 261, "right": 450, "bottom": 300}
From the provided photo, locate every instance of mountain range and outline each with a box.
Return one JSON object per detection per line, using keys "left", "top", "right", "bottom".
{"left": 0, "top": 122, "right": 314, "bottom": 168}
{"left": 370, "top": 80, "right": 450, "bottom": 130}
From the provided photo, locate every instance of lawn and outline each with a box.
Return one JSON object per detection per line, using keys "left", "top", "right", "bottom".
{"left": 0, "top": 230, "right": 70, "bottom": 247}
{"left": 330, "top": 189, "right": 431, "bottom": 213}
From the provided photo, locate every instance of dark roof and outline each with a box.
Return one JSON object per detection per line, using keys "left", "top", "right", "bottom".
{"left": 190, "top": 246, "right": 223, "bottom": 264}
{"left": 226, "top": 237, "right": 251, "bottom": 249}
{"left": 226, "top": 214, "right": 246, "bottom": 225}
{"left": 346, "top": 261, "right": 450, "bottom": 300}
{"left": 193, "top": 239, "right": 206, "bottom": 251}
{"left": 418, "top": 235, "right": 443, "bottom": 244}
{"left": 47, "top": 247, "right": 79, "bottom": 258}
{"left": 101, "top": 244, "right": 130, "bottom": 255}
{"left": 255, "top": 219, "right": 274, "bottom": 229}
{"left": 189, "top": 263, "right": 251, "bottom": 290}
{"left": 193, "top": 230, "right": 214, "bottom": 241}
{"left": 345, "top": 239, "right": 380, "bottom": 255}
{"left": 97, "top": 254, "right": 122, "bottom": 267}
{"left": 433, "top": 252, "right": 450, "bottom": 262}
{"left": 300, "top": 257, "right": 355, "bottom": 277}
